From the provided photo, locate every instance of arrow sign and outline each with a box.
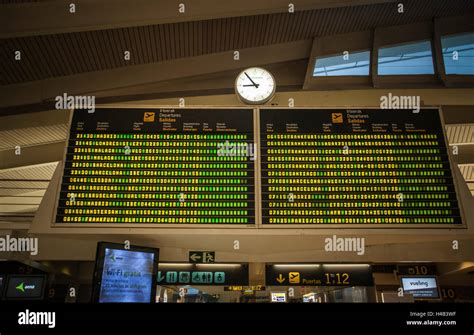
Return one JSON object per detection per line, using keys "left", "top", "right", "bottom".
{"left": 16, "top": 282, "right": 25, "bottom": 293}
{"left": 157, "top": 271, "right": 165, "bottom": 283}
{"left": 276, "top": 274, "right": 286, "bottom": 284}
{"left": 189, "top": 251, "right": 215, "bottom": 264}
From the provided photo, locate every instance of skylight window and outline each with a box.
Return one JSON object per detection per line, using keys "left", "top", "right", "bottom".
{"left": 441, "top": 32, "right": 474, "bottom": 75}
{"left": 378, "top": 40, "right": 435, "bottom": 75}
{"left": 313, "top": 50, "right": 370, "bottom": 76}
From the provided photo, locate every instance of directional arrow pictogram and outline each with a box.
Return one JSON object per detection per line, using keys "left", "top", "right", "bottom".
{"left": 189, "top": 253, "right": 202, "bottom": 262}
{"left": 16, "top": 282, "right": 25, "bottom": 293}
{"left": 276, "top": 274, "right": 286, "bottom": 284}
{"left": 189, "top": 251, "right": 215, "bottom": 263}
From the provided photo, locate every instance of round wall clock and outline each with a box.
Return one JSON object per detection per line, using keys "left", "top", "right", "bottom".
{"left": 235, "top": 67, "right": 276, "bottom": 105}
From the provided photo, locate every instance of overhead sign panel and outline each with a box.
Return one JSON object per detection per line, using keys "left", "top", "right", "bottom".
{"left": 397, "top": 264, "right": 437, "bottom": 276}
{"left": 157, "top": 263, "right": 249, "bottom": 286}
{"left": 266, "top": 264, "right": 374, "bottom": 286}
{"left": 189, "top": 251, "right": 215, "bottom": 263}
{"left": 4, "top": 275, "right": 46, "bottom": 300}
{"left": 56, "top": 108, "right": 255, "bottom": 225}
{"left": 260, "top": 108, "right": 462, "bottom": 225}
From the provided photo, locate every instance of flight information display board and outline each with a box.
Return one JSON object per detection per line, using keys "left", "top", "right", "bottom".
{"left": 56, "top": 108, "right": 255, "bottom": 224}
{"left": 260, "top": 108, "right": 462, "bottom": 225}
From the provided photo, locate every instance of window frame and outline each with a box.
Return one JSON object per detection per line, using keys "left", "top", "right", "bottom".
{"left": 372, "top": 21, "right": 440, "bottom": 88}
{"left": 377, "top": 40, "right": 436, "bottom": 77}
{"left": 434, "top": 14, "right": 474, "bottom": 87}
{"left": 313, "top": 50, "right": 371, "bottom": 77}
{"left": 303, "top": 30, "right": 373, "bottom": 90}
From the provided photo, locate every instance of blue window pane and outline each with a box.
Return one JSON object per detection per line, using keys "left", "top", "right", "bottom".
{"left": 441, "top": 32, "right": 474, "bottom": 75}
{"left": 313, "top": 50, "right": 370, "bottom": 76}
{"left": 378, "top": 40, "right": 435, "bottom": 75}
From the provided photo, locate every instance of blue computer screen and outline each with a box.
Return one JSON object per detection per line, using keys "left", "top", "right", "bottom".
{"left": 99, "top": 248, "right": 155, "bottom": 303}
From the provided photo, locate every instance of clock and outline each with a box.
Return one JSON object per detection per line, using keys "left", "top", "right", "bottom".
{"left": 235, "top": 67, "right": 276, "bottom": 105}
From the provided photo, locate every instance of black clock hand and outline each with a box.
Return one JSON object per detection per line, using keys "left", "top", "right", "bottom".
{"left": 244, "top": 72, "right": 259, "bottom": 88}
{"left": 243, "top": 84, "right": 260, "bottom": 87}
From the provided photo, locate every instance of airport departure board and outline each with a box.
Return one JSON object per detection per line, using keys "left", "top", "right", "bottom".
{"left": 260, "top": 109, "right": 462, "bottom": 225}
{"left": 56, "top": 108, "right": 255, "bottom": 224}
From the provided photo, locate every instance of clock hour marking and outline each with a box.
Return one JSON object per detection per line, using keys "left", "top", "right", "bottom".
{"left": 235, "top": 67, "right": 275, "bottom": 104}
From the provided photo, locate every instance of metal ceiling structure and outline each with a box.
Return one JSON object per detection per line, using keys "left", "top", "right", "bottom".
{"left": 1, "top": 0, "right": 473, "bottom": 85}
{"left": 0, "top": 162, "right": 58, "bottom": 220}
{"left": 459, "top": 164, "right": 474, "bottom": 196}
{"left": 446, "top": 124, "right": 474, "bottom": 196}
{"left": 446, "top": 124, "right": 474, "bottom": 146}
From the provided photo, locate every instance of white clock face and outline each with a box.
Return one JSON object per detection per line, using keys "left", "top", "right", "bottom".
{"left": 235, "top": 67, "right": 276, "bottom": 104}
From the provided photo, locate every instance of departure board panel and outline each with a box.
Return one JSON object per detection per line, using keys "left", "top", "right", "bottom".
{"left": 56, "top": 108, "right": 255, "bottom": 224}
{"left": 260, "top": 109, "right": 462, "bottom": 225}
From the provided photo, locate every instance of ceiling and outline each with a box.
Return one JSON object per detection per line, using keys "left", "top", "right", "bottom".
{"left": 446, "top": 123, "right": 474, "bottom": 196}
{"left": 1, "top": 0, "right": 474, "bottom": 86}
{"left": 0, "top": 124, "right": 68, "bottom": 150}
{"left": 0, "top": 162, "right": 58, "bottom": 220}
{"left": 446, "top": 124, "right": 474, "bottom": 146}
